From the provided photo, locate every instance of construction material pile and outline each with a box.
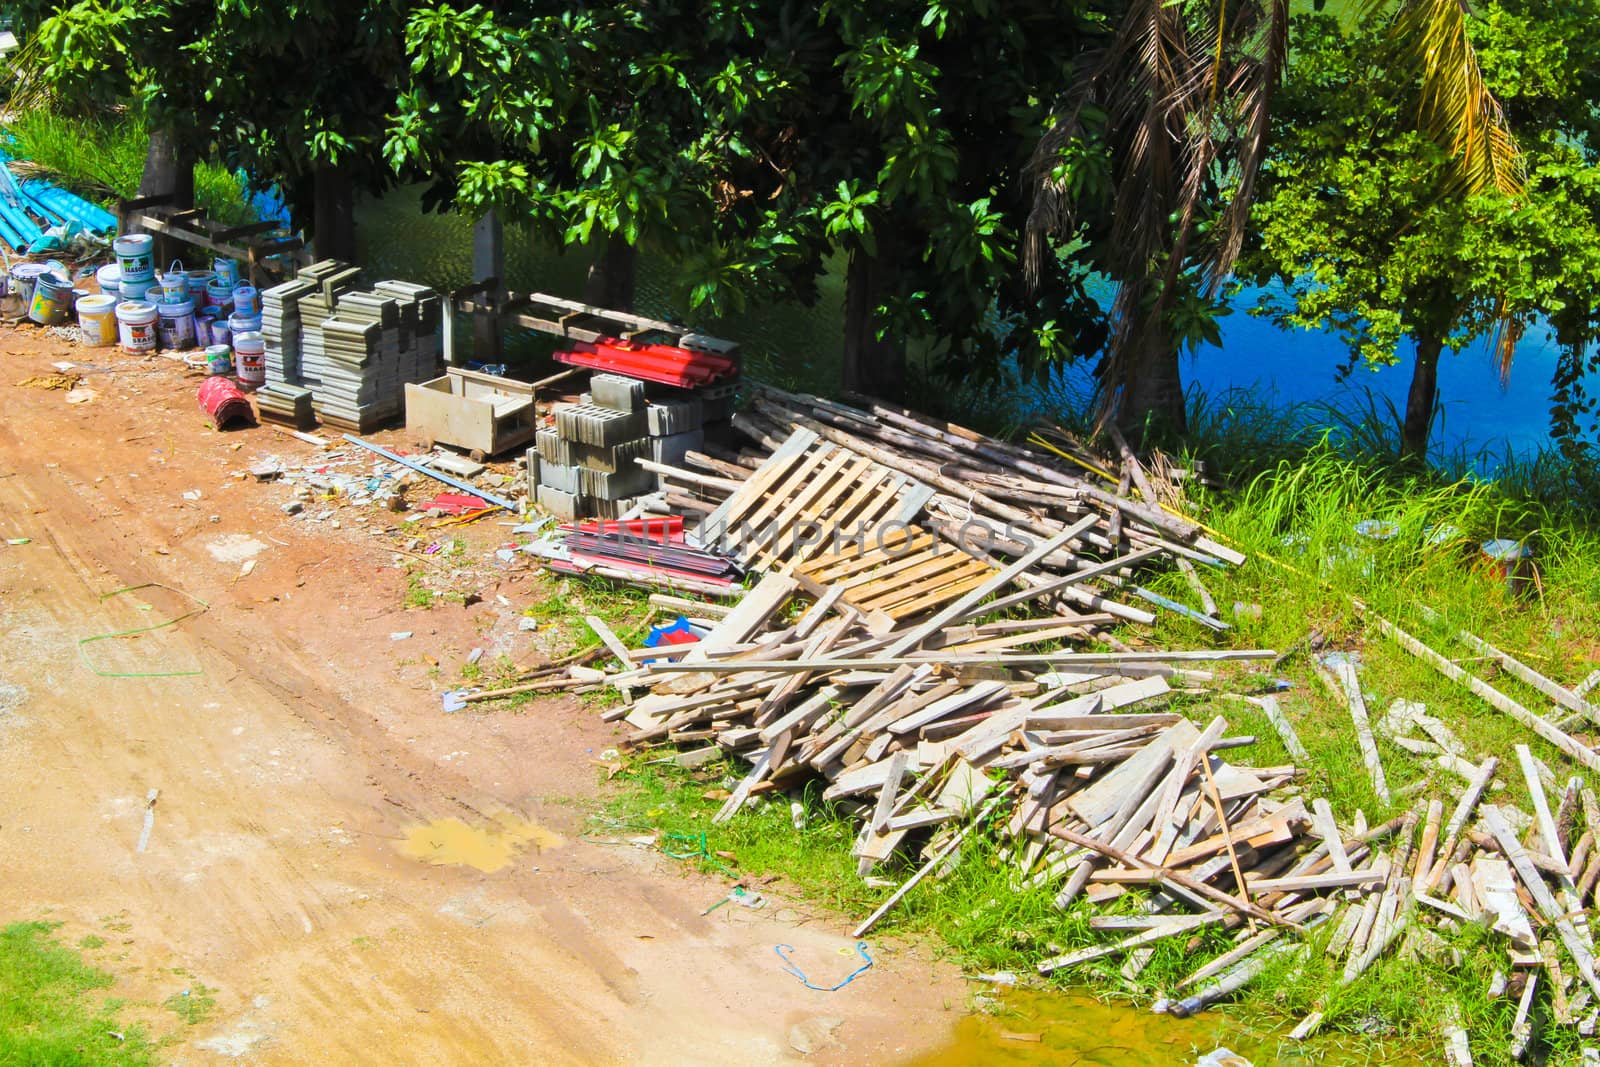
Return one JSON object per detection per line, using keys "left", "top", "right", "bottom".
{"left": 256, "top": 260, "right": 442, "bottom": 432}
{"left": 528, "top": 342, "right": 740, "bottom": 519}
{"left": 514, "top": 384, "right": 1600, "bottom": 1058}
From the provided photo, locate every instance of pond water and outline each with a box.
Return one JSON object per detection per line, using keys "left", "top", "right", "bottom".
{"left": 355, "top": 186, "right": 1587, "bottom": 468}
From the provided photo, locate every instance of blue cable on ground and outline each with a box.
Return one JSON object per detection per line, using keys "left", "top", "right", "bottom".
{"left": 774, "top": 942, "right": 874, "bottom": 991}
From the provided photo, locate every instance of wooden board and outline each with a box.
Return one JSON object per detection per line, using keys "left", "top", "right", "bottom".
{"left": 794, "top": 525, "right": 998, "bottom": 627}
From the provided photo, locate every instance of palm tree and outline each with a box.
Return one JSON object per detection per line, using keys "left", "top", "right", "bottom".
{"left": 1024, "top": 0, "right": 1520, "bottom": 440}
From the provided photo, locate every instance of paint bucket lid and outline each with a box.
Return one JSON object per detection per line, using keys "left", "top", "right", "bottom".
{"left": 205, "top": 344, "right": 232, "bottom": 359}
{"left": 11, "top": 262, "right": 50, "bottom": 279}
{"left": 157, "top": 299, "right": 195, "bottom": 317}
{"left": 116, "top": 300, "right": 159, "bottom": 321}
{"left": 1481, "top": 538, "right": 1531, "bottom": 561}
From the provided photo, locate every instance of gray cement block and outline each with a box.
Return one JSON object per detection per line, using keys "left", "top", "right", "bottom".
{"left": 535, "top": 427, "right": 571, "bottom": 465}
{"left": 536, "top": 484, "right": 584, "bottom": 520}
{"left": 646, "top": 398, "right": 703, "bottom": 436}
{"left": 580, "top": 463, "right": 655, "bottom": 501}
{"left": 590, "top": 372, "right": 646, "bottom": 412}
{"left": 649, "top": 428, "right": 705, "bottom": 467}
{"left": 537, "top": 461, "right": 582, "bottom": 495}
{"left": 571, "top": 436, "right": 648, "bottom": 474}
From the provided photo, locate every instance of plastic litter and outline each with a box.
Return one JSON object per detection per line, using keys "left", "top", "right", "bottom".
{"left": 775, "top": 942, "right": 875, "bottom": 992}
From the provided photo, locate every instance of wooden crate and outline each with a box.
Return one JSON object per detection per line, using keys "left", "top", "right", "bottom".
{"left": 403, "top": 367, "right": 539, "bottom": 457}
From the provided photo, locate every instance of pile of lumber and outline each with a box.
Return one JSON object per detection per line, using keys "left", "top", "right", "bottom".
{"left": 521, "top": 386, "right": 1600, "bottom": 1060}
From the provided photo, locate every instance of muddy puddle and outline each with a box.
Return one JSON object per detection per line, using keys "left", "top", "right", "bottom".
{"left": 398, "top": 815, "right": 565, "bottom": 872}
{"left": 907, "top": 988, "right": 1427, "bottom": 1066}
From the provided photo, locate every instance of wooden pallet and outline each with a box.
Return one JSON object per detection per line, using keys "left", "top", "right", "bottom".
{"left": 793, "top": 526, "right": 998, "bottom": 635}
{"left": 697, "top": 428, "right": 935, "bottom": 572}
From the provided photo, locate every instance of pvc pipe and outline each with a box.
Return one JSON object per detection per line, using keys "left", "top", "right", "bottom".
{"left": 340, "top": 434, "right": 520, "bottom": 511}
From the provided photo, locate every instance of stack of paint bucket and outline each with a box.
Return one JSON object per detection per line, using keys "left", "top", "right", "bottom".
{"left": 110, "top": 234, "right": 158, "bottom": 355}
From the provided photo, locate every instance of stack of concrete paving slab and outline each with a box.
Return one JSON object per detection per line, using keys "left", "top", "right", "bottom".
{"left": 256, "top": 260, "right": 442, "bottom": 432}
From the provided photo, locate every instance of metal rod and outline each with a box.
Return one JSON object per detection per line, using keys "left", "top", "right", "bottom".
{"left": 341, "top": 434, "right": 520, "bottom": 511}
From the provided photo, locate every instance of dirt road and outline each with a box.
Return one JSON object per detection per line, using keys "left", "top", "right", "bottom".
{"left": 0, "top": 331, "right": 959, "bottom": 1064}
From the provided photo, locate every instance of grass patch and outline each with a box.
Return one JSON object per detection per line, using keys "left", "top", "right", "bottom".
{"left": 402, "top": 569, "right": 436, "bottom": 610}
{"left": 162, "top": 981, "right": 215, "bottom": 1026}
{"left": 4, "top": 109, "right": 257, "bottom": 226}
{"left": 0, "top": 921, "right": 157, "bottom": 1066}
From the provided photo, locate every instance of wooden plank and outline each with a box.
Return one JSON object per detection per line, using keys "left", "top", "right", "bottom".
{"left": 644, "top": 649, "right": 1276, "bottom": 673}
{"left": 1249, "top": 870, "right": 1385, "bottom": 893}
{"left": 1254, "top": 695, "right": 1310, "bottom": 762}
{"left": 683, "top": 572, "right": 797, "bottom": 661}
{"left": 882, "top": 519, "right": 1099, "bottom": 657}
{"left": 1376, "top": 616, "right": 1600, "bottom": 774}
{"left": 1036, "top": 913, "right": 1223, "bottom": 974}
{"left": 700, "top": 428, "right": 815, "bottom": 540}
{"left": 1323, "top": 654, "right": 1390, "bottom": 804}
{"left": 1518, "top": 743, "right": 1569, "bottom": 868}
{"left": 1483, "top": 805, "right": 1600, "bottom": 998}
{"left": 1311, "top": 799, "right": 1352, "bottom": 875}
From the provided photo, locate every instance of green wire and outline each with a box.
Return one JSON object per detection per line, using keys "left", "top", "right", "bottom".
{"left": 78, "top": 583, "right": 210, "bottom": 678}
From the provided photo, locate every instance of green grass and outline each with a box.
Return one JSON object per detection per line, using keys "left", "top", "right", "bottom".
{"left": 162, "top": 981, "right": 215, "bottom": 1026}
{"left": 4, "top": 109, "right": 257, "bottom": 226}
{"left": 0, "top": 921, "right": 157, "bottom": 1066}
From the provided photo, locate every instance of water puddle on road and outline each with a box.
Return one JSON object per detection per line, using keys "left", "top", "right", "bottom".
{"left": 398, "top": 815, "right": 565, "bottom": 872}
{"left": 906, "top": 988, "right": 1428, "bottom": 1066}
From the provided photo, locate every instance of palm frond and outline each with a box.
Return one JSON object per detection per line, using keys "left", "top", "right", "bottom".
{"left": 1379, "top": 0, "right": 1524, "bottom": 196}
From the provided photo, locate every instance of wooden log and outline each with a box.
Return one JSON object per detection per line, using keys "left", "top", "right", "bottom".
{"left": 1374, "top": 616, "right": 1600, "bottom": 774}
{"left": 1248, "top": 871, "right": 1386, "bottom": 893}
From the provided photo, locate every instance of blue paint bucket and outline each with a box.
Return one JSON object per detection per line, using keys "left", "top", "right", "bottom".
{"left": 229, "top": 312, "right": 262, "bottom": 336}
{"left": 232, "top": 285, "right": 260, "bottom": 317}
{"left": 206, "top": 281, "right": 235, "bottom": 314}
{"left": 1481, "top": 539, "right": 1536, "bottom": 599}
{"left": 157, "top": 260, "right": 189, "bottom": 303}
{"left": 210, "top": 318, "right": 232, "bottom": 347}
{"left": 212, "top": 258, "right": 241, "bottom": 288}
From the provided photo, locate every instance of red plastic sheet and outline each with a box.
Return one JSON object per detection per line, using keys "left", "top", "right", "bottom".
{"left": 196, "top": 376, "right": 255, "bottom": 430}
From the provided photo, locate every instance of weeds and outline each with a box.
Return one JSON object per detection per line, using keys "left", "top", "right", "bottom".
{"left": 161, "top": 981, "right": 215, "bottom": 1026}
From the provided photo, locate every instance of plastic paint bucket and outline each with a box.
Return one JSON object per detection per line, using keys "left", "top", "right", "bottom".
{"left": 76, "top": 294, "right": 118, "bottom": 347}
{"left": 232, "top": 285, "right": 260, "bottom": 317}
{"left": 205, "top": 343, "right": 233, "bottom": 376}
{"left": 96, "top": 263, "right": 122, "bottom": 297}
{"left": 9, "top": 262, "right": 50, "bottom": 306}
{"left": 212, "top": 257, "right": 241, "bottom": 288}
{"left": 233, "top": 330, "right": 266, "bottom": 386}
{"left": 229, "top": 312, "right": 262, "bottom": 335}
{"left": 195, "top": 309, "right": 216, "bottom": 347}
{"left": 113, "top": 234, "right": 155, "bottom": 280}
{"left": 1481, "top": 539, "right": 1536, "bottom": 599}
{"left": 186, "top": 269, "right": 216, "bottom": 303}
{"left": 157, "top": 299, "right": 197, "bottom": 350}
{"left": 158, "top": 261, "right": 190, "bottom": 303}
{"left": 206, "top": 281, "right": 235, "bottom": 314}
{"left": 116, "top": 300, "right": 160, "bottom": 355}
{"left": 27, "top": 272, "right": 73, "bottom": 325}
{"left": 120, "top": 276, "right": 156, "bottom": 302}
{"left": 210, "top": 318, "right": 232, "bottom": 347}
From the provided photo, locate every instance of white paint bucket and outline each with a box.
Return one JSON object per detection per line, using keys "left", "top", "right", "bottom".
{"left": 205, "top": 344, "right": 233, "bottom": 376}
{"left": 212, "top": 257, "right": 241, "bottom": 288}
{"left": 158, "top": 260, "right": 189, "bottom": 303}
{"left": 76, "top": 294, "right": 118, "bottom": 346}
{"left": 9, "top": 262, "right": 50, "bottom": 306}
{"left": 187, "top": 270, "right": 216, "bottom": 305}
{"left": 210, "top": 318, "right": 232, "bottom": 347}
{"left": 121, "top": 276, "right": 156, "bottom": 301}
{"left": 96, "top": 263, "right": 122, "bottom": 297}
{"left": 116, "top": 300, "right": 160, "bottom": 355}
{"left": 157, "top": 299, "right": 197, "bottom": 351}
{"left": 113, "top": 234, "right": 155, "bottom": 281}
{"left": 232, "top": 285, "right": 260, "bottom": 316}
{"left": 27, "top": 271, "right": 73, "bottom": 325}
{"left": 233, "top": 330, "right": 266, "bottom": 386}
{"left": 206, "top": 281, "right": 235, "bottom": 314}
{"left": 229, "top": 312, "right": 262, "bottom": 335}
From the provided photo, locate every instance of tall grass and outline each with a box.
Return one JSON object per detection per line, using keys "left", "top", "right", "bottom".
{"left": 4, "top": 109, "right": 256, "bottom": 225}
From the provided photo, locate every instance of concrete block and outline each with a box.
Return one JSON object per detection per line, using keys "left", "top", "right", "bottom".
{"left": 555, "top": 403, "right": 645, "bottom": 446}
{"left": 535, "top": 427, "right": 571, "bottom": 466}
{"left": 646, "top": 398, "right": 703, "bottom": 436}
{"left": 590, "top": 372, "right": 647, "bottom": 412}
{"left": 580, "top": 464, "right": 655, "bottom": 501}
{"left": 649, "top": 428, "right": 705, "bottom": 468}
{"left": 427, "top": 452, "right": 486, "bottom": 478}
{"left": 537, "top": 461, "right": 582, "bottom": 495}
{"left": 571, "top": 436, "right": 648, "bottom": 474}
{"left": 536, "top": 484, "right": 585, "bottom": 521}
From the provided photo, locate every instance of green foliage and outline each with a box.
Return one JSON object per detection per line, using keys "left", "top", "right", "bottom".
{"left": 0, "top": 921, "right": 157, "bottom": 1066}
{"left": 162, "top": 981, "right": 216, "bottom": 1026}
{"left": 1244, "top": 7, "right": 1600, "bottom": 452}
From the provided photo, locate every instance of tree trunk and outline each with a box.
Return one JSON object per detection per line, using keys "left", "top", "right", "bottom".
{"left": 312, "top": 164, "right": 357, "bottom": 262}
{"left": 136, "top": 126, "right": 195, "bottom": 207}
{"left": 1115, "top": 317, "right": 1187, "bottom": 439}
{"left": 843, "top": 246, "right": 905, "bottom": 400}
{"left": 1402, "top": 333, "right": 1443, "bottom": 461}
{"left": 583, "top": 234, "right": 637, "bottom": 311}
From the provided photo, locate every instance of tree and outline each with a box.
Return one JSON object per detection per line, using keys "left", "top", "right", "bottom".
{"left": 11, "top": 0, "right": 406, "bottom": 256}
{"left": 386, "top": 2, "right": 1112, "bottom": 399}
{"left": 1243, "top": 9, "right": 1600, "bottom": 459}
